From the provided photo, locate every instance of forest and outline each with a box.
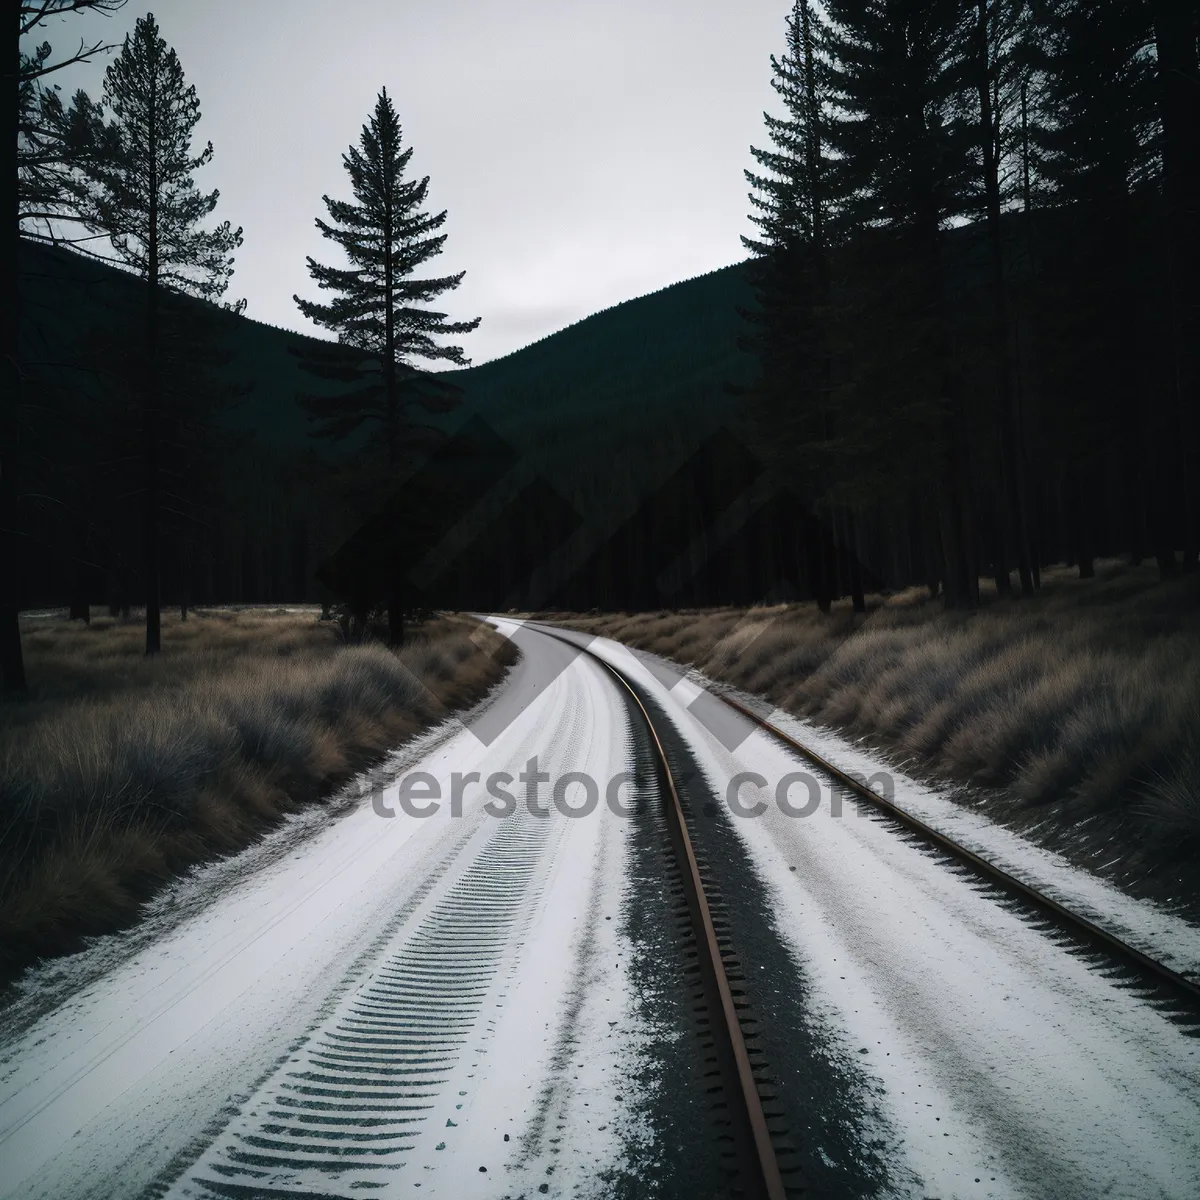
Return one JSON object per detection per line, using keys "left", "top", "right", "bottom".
{"left": 5, "top": 0, "right": 1198, "bottom": 691}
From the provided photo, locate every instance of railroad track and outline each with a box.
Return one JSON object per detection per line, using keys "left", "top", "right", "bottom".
{"left": 166, "top": 620, "right": 1200, "bottom": 1198}
{"left": 533, "top": 622, "right": 1200, "bottom": 1196}
{"left": 579, "top": 645, "right": 792, "bottom": 1200}
{"left": 714, "top": 691, "right": 1200, "bottom": 1011}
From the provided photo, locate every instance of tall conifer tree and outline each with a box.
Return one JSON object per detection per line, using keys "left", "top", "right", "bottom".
{"left": 822, "top": 0, "right": 978, "bottom": 605}
{"left": 742, "top": 1, "right": 840, "bottom": 610}
{"left": 1032, "top": 0, "right": 1159, "bottom": 576}
{"left": 964, "top": 0, "right": 1036, "bottom": 596}
{"left": 294, "top": 90, "right": 479, "bottom": 471}
{"left": 1149, "top": 0, "right": 1200, "bottom": 572}
{"left": 5, "top": 1, "right": 126, "bottom": 692}
{"left": 73, "top": 11, "right": 243, "bottom": 653}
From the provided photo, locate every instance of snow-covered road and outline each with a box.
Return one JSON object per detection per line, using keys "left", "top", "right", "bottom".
{"left": 0, "top": 622, "right": 650, "bottom": 1199}
{"left": 1, "top": 619, "right": 1198, "bottom": 1199}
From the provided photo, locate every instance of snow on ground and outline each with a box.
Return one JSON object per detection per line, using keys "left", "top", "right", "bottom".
{"left": 0, "top": 622, "right": 647, "bottom": 1199}
{"left": 553, "top": 625, "right": 1200, "bottom": 1200}
{"left": 5, "top": 616, "right": 1199, "bottom": 1200}
{"left": 717, "top": 680, "right": 1200, "bottom": 983}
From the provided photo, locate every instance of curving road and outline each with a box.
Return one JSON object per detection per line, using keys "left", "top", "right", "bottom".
{"left": 0, "top": 619, "right": 1197, "bottom": 1199}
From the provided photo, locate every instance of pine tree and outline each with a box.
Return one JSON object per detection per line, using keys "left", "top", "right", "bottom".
{"left": 16, "top": 3, "right": 129, "bottom": 241}
{"left": 5, "top": 1, "right": 126, "bottom": 694}
{"left": 71, "top": 11, "right": 243, "bottom": 653}
{"left": 1032, "top": 0, "right": 1160, "bottom": 576}
{"left": 1149, "top": 0, "right": 1199, "bottom": 571}
{"left": 744, "top": 1, "right": 828, "bottom": 261}
{"left": 822, "top": 0, "right": 978, "bottom": 606}
{"left": 20, "top": 76, "right": 104, "bottom": 244}
{"left": 963, "top": 0, "right": 1036, "bottom": 596}
{"left": 741, "top": 1, "right": 840, "bottom": 610}
{"left": 294, "top": 89, "right": 479, "bottom": 474}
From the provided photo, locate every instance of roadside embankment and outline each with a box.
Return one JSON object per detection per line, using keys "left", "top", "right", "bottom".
{"left": 547, "top": 561, "right": 1200, "bottom": 911}
{"left": 0, "top": 608, "right": 514, "bottom": 980}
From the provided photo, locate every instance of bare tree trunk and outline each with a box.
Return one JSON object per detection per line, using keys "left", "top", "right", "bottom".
{"left": 1073, "top": 466, "right": 1095, "bottom": 579}
{"left": 941, "top": 395, "right": 979, "bottom": 609}
{"left": 179, "top": 535, "right": 190, "bottom": 619}
{"left": 845, "top": 507, "right": 865, "bottom": 613}
{"left": 69, "top": 539, "right": 90, "bottom": 623}
{"left": 387, "top": 572, "right": 404, "bottom": 647}
{"left": 1018, "top": 80, "right": 1042, "bottom": 595}
{"left": 0, "top": 382, "right": 26, "bottom": 691}
{"left": 811, "top": 511, "right": 830, "bottom": 614}
{"left": 938, "top": 502, "right": 964, "bottom": 607}
{"left": 976, "top": 0, "right": 1033, "bottom": 597}
{"left": 991, "top": 495, "right": 1011, "bottom": 596}
{"left": 144, "top": 291, "right": 161, "bottom": 651}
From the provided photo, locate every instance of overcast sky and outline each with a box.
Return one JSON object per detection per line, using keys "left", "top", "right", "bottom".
{"left": 31, "top": 0, "right": 793, "bottom": 365}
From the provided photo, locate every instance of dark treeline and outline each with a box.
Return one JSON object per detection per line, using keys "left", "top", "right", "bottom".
{"left": 325, "top": 0, "right": 1200, "bottom": 620}
{"left": 739, "top": 0, "right": 1199, "bottom": 608}
{"left": 15, "top": 242, "right": 339, "bottom": 613}
{"left": 8, "top": 4, "right": 251, "bottom": 685}
{"left": 12, "top": 0, "right": 352, "bottom": 642}
{"left": 7, "top": 8, "right": 476, "bottom": 688}
{"left": 8, "top": 1, "right": 1199, "bottom": 695}
{"left": 6, "top": 2, "right": 131, "bottom": 690}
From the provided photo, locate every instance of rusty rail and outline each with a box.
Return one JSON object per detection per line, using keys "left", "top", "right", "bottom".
{"left": 716, "top": 691, "right": 1200, "bottom": 1007}
{"left": 522, "top": 617, "right": 1199, "bottom": 1198}
{"left": 534, "top": 625, "right": 789, "bottom": 1199}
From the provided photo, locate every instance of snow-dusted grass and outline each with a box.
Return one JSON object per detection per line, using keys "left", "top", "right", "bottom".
{"left": 0, "top": 609, "right": 514, "bottom": 978}
{"left": 552, "top": 560, "right": 1200, "bottom": 902}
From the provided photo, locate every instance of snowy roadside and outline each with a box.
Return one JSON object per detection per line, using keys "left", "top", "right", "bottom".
{"left": 0, "top": 621, "right": 652, "bottom": 1200}
{"left": 698, "top": 670, "right": 1200, "bottom": 983}
{"left": 559, "top": 627, "right": 1200, "bottom": 1200}
{"left": 539, "top": 623, "right": 1200, "bottom": 985}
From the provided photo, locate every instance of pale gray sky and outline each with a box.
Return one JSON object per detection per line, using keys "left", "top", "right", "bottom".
{"left": 32, "top": 0, "right": 791, "bottom": 364}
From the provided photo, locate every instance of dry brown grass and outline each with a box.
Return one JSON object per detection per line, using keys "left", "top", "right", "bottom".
{"left": 551, "top": 561, "right": 1200, "bottom": 902}
{"left": 0, "top": 609, "right": 515, "bottom": 978}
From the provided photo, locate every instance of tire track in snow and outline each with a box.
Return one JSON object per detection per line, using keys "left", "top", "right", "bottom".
{"left": 166, "top": 630, "right": 644, "bottom": 1198}
{"left": 175, "top": 809, "right": 556, "bottom": 1196}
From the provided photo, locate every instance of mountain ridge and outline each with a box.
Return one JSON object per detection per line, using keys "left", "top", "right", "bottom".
{"left": 19, "top": 238, "right": 756, "bottom": 455}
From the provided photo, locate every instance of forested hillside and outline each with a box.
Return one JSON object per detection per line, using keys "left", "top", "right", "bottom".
{"left": 15, "top": 164, "right": 1192, "bottom": 619}
{"left": 14, "top": 239, "right": 758, "bottom": 612}
{"left": 437, "top": 261, "right": 755, "bottom": 442}
{"left": 8, "top": 0, "right": 1198, "bottom": 686}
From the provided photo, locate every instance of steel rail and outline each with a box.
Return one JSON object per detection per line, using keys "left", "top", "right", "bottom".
{"left": 715, "top": 691, "right": 1200, "bottom": 1006}
{"left": 533, "top": 626, "right": 788, "bottom": 1200}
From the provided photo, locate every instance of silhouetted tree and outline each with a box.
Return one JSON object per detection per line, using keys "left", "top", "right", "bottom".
{"left": 822, "top": 0, "right": 978, "bottom": 606}
{"left": 1149, "top": 0, "right": 1199, "bottom": 571}
{"left": 741, "top": 1, "right": 842, "bottom": 610}
{"left": 4, "top": 1, "right": 126, "bottom": 693}
{"left": 963, "top": 0, "right": 1036, "bottom": 596}
{"left": 294, "top": 88, "right": 478, "bottom": 473}
{"left": 1032, "top": 0, "right": 1159, "bottom": 577}
{"left": 69, "top": 11, "right": 243, "bottom": 653}
{"left": 17, "top": 3, "right": 129, "bottom": 242}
